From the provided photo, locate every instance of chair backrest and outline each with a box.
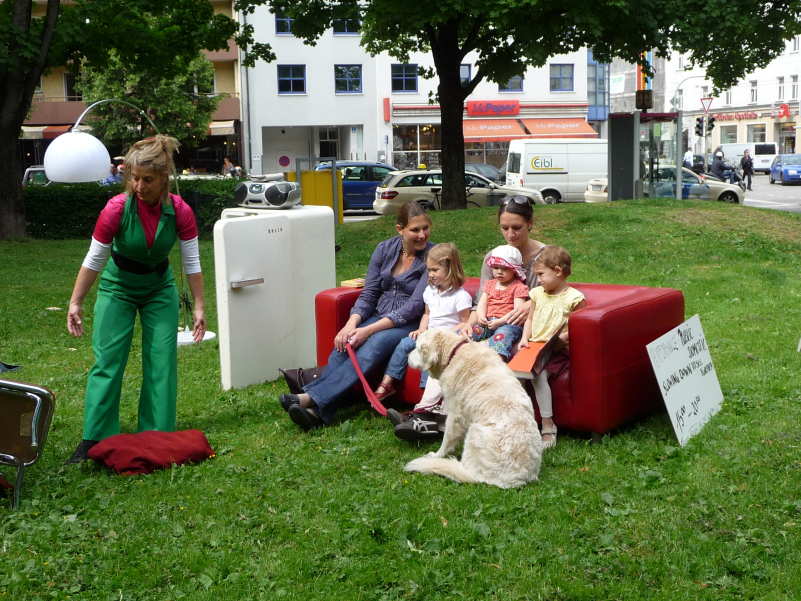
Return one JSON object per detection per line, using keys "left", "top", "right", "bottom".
{"left": 0, "top": 379, "right": 55, "bottom": 466}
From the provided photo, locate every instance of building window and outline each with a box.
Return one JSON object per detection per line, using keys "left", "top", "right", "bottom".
{"left": 720, "top": 125, "right": 737, "bottom": 144}
{"left": 460, "top": 64, "right": 471, "bottom": 87}
{"left": 677, "top": 89, "right": 683, "bottom": 109}
{"left": 277, "top": 65, "right": 305, "bottom": 94}
{"left": 333, "top": 18, "right": 359, "bottom": 34}
{"left": 499, "top": 76, "right": 523, "bottom": 92}
{"left": 550, "top": 64, "right": 574, "bottom": 91}
{"left": 275, "top": 12, "right": 293, "bottom": 34}
{"left": 724, "top": 89, "right": 731, "bottom": 105}
{"left": 750, "top": 81, "right": 757, "bottom": 104}
{"left": 34, "top": 76, "right": 43, "bottom": 96}
{"left": 334, "top": 65, "right": 362, "bottom": 93}
{"left": 793, "top": 36, "right": 800, "bottom": 53}
{"left": 747, "top": 124, "right": 766, "bottom": 143}
{"left": 64, "top": 72, "right": 81, "bottom": 101}
{"left": 778, "top": 76, "right": 785, "bottom": 100}
{"left": 391, "top": 64, "right": 417, "bottom": 92}
{"left": 678, "top": 55, "right": 684, "bottom": 70}
{"left": 792, "top": 75, "right": 798, "bottom": 100}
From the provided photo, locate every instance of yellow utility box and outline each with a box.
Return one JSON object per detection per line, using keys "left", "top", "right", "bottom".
{"left": 285, "top": 170, "right": 344, "bottom": 224}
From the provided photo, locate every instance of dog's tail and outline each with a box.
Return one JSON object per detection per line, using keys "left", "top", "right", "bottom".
{"left": 404, "top": 457, "right": 477, "bottom": 484}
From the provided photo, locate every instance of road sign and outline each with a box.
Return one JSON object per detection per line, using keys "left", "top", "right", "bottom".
{"left": 700, "top": 97, "right": 713, "bottom": 114}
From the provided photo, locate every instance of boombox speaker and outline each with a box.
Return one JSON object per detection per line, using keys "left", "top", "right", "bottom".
{"left": 234, "top": 178, "right": 302, "bottom": 209}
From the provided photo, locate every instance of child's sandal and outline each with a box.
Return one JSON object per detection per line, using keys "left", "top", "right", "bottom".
{"left": 374, "top": 381, "right": 396, "bottom": 401}
{"left": 541, "top": 425, "right": 558, "bottom": 450}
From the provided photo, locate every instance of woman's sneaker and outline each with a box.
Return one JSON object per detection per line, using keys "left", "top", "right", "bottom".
{"left": 393, "top": 417, "right": 440, "bottom": 440}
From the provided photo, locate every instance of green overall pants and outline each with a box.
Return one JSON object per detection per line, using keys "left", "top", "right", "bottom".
{"left": 82, "top": 195, "right": 179, "bottom": 441}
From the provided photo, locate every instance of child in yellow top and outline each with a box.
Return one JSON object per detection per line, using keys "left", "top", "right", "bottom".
{"left": 518, "top": 246, "right": 585, "bottom": 449}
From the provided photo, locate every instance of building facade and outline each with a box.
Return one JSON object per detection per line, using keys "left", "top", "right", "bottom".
{"left": 664, "top": 37, "right": 800, "bottom": 155}
{"left": 19, "top": 1, "right": 243, "bottom": 174}
{"left": 240, "top": 6, "right": 609, "bottom": 175}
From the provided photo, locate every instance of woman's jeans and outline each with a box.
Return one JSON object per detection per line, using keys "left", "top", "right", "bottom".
{"left": 384, "top": 336, "right": 429, "bottom": 388}
{"left": 304, "top": 315, "right": 418, "bottom": 424}
{"left": 472, "top": 321, "right": 523, "bottom": 361}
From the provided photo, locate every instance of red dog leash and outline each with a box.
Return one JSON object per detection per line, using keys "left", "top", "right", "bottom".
{"left": 346, "top": 343, "right": 388, "bottom": 416}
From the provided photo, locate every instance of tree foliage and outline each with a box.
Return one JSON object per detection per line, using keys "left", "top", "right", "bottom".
{"left": 75, "top": 52, "right": 223, "bottom": 149}
{"left": 0, "top": 0, "right": 275, "bottom": 239}
{"left": 263, "top": 0, "right": 801, "bottom": 209}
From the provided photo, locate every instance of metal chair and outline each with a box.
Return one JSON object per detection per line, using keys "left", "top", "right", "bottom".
{"left": 0, "top": 379, "right": 55, "bottom": 510}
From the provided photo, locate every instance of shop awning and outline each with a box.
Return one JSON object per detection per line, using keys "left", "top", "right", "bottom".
{"left": 463, "top": 118, "right": 597, "bottom": 142}
{"left": 463, "top": 119, "right": 528, "bottom": 142}
{"left": 519, "top": 118, "right": 597, "bottom": 138}
{"left": 207, "top": 120, "right": 236, "bottom": 136}
{"left": 20, "top": 126, "right": 47, "bottom": 139}
{"left": 43, "top": 125, "right": 72, "bottom": 139}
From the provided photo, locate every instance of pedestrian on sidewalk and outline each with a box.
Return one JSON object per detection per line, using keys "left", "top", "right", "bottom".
{"left": 740, "top": 149, "right": 754, "bottom": 191}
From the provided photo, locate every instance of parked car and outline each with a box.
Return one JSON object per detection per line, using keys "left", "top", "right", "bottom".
{"left": 583, "top": 178, "right": 607, "bottom": 203}
{"left": 315, "top": 161, "right": 398, "bottom": 209}
{"left": 22, "top": 165, "right": 49, "bottom": 187}
{"left": 373, "top": 169, "right": 543, "bottom": 215}
{"left": 688, "top": 154, "right": 707, "bottom": 175}
{"left": 769, "top": 154, "right": 801, "bottom": 185}
{"left": 579, "top": 167, "right": 743, "bottom": 204}
{"left": 464, "top": 163, "right": 502, "bottom": 182}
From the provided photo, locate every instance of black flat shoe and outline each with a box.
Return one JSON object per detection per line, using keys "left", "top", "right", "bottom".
{"left": 288, "top": 405, "right": 324, "bottom": 431}
{"left": 386, "top": 408, "right": 408, "bottom": 427}
{"left": 65, "top": 439, "right": 99, "bottom": 465}
{"left": 279, "top": 394, "right": 300, "bottom": 411}
{"left": 393, "top": 418, "right": 440, "bottom": 440}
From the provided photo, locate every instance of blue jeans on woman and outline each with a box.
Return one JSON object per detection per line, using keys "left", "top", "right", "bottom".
{"left": 384, "top": 336, "right": 429, "bottom": 388}
{"left": 303, "top": 315, "right": 418, "bottom": 424}
{"left": 472, "top": 321, "right": 523, "bottom": 361}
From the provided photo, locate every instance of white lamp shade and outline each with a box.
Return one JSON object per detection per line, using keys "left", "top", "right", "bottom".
{"left": 44, "top": 131, "right": 111, "bottom": 182}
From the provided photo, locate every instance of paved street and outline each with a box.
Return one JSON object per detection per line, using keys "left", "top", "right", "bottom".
{"left": 743, "top": 174, "right": 801, "bottom": 213}
{"left": 343, "top": 209, "right": 380, "bottom": 223}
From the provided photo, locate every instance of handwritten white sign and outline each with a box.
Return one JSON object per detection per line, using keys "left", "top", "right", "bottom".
{"left": 646, "top": 314, "right": 723, "bottom": 446}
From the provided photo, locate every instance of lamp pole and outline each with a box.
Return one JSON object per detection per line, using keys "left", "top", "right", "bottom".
{"left": 74, "top": 98, "right": 159, "bottom": 133}
{"left": 671, "top": 75, "right": 706, "bottom": 200}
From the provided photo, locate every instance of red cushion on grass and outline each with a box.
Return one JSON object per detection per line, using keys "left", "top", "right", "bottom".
{"left": 88, "top": 430, "right": 215, "bottom": 475}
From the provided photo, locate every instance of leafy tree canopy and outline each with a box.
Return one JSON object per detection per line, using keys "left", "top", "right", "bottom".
{"left": 75, "top": 52, "right": 222, "bottom": 149}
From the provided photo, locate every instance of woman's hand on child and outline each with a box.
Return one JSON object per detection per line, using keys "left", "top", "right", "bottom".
{"left": 506, "top": 301, "right": 531, "bottom": 326}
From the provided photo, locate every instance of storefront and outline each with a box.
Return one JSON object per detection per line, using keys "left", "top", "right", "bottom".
{"left": 390, "top": 100, "right": 597, "bottom": 169}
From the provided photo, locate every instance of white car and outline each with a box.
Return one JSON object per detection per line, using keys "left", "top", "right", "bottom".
{"left": 582, "top": 167, "right": 743, "bottom": 204}
{"left": 374, "top": 169, "right": 543, "bottom": 215}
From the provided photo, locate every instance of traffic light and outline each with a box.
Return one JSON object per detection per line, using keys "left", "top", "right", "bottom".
{"left": 695, "top": 117, "right": 705, "bottom": 137}
{"left": 707, "top": 115, "right": 716, "bottom": 132}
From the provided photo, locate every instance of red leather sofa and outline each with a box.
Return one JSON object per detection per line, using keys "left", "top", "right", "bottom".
{"left": 315, "top": 279, "right": 685, "bottom": 441}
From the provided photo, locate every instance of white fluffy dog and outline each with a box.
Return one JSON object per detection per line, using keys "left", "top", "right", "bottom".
{"left": 405, "top": 328, "right": 542, "bottom": 488}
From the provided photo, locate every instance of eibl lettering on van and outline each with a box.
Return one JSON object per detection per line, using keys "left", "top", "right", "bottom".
{"left": 530, "top": 155, "right": 565, "bottom": 172}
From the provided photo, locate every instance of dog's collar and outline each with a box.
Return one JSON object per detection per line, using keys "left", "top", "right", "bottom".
{"left": 445, "top": 340, "right": 469, "bottom": 367}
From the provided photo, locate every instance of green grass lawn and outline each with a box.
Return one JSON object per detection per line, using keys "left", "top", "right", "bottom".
{"left": 2, "top": 198, "right": 801, "bottom": 600}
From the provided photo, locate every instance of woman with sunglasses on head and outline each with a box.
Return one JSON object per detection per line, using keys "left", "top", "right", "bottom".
{"left": 462, "top": 195, "right": 546, "bottom": 338}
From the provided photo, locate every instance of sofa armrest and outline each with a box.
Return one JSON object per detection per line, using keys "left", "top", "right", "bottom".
{"left": 565, "top": 284, "right": 685, "bottom": 433}
{"left": 315, "top": 288, "right": 363, "bottom": 366}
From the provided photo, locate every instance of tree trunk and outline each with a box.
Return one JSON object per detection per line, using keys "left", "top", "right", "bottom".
{"left": 0, "top": 132, "right": 28, "bottom": 239}
{"left": 429, "top": 19, "right": 468, "bottom": 211}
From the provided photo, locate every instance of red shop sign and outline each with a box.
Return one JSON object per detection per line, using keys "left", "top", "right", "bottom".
{"left": 467, "top": 100, "right": 520, "bottom": 116}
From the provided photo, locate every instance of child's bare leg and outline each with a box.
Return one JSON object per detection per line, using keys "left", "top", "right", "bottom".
{"left": 533, "top": 370, "right": 557, "bottom": 448}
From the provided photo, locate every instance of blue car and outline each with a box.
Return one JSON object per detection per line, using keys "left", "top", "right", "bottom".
{"left": 315, "top": 161, "right": 398, "bottom": 209}
{"left": 769, "top": 154, "right": 801, "bottom": 185}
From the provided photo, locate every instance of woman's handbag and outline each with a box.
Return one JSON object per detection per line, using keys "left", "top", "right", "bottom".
{"left": 279, "top": 366, "right": 327, "bottom": 394}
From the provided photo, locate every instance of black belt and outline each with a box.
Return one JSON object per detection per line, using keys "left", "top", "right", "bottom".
{"left": 112, "top": 249, "right": 169, "bottom": 277}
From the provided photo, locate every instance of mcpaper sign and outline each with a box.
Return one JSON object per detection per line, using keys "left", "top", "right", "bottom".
{"left": 646, "top": 314, "right": 723, "bottom": 446}
{"left": 467, "top": 100, "right": 519, "bottom": 116}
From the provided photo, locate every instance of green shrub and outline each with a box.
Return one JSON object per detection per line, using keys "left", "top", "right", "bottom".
{"left": 24, "top": 179, "right": 238, "bottom": 239}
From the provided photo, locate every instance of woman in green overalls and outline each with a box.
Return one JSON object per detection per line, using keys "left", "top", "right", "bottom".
{"left": 65, "top": 136, "right": 206, "bottom": 464}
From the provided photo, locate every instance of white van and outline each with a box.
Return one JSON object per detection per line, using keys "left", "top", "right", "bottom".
{"left": 506, "top": 138, "right": 607, "bottom": 203}
{"left": 720, "top": 142, "right": 777, "bottom": 174}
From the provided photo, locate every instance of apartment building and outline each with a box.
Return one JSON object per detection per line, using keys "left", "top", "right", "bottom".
{"left": 665, "top": 36, "right": 800, "bottom": 154}
{"left": 18, "top": 1, "right": 243, "bottom": 172}
{"left": 241, "top": 7, "right": 609, "bottom": 175}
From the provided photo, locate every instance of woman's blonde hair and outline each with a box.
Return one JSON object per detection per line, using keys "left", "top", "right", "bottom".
{"left": 123, "top": 135, "right": 179, "bottom": 200}
{"left": 533, "top": 245, "right": 572, "bottom": 276}
{"left": 426, "top": 242, "right": 466, "bottom": 290}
